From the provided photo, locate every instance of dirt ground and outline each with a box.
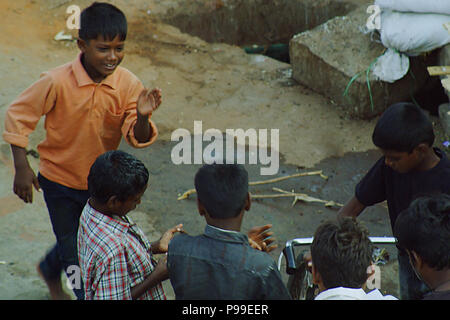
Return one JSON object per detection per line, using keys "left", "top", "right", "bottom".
{"left": 0, "top": 0, "right": 448, "bottom": 300}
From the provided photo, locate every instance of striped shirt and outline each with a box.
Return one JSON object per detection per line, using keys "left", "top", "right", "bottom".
{"left": 77, "top": 202, "right": 166, "bottom": 300}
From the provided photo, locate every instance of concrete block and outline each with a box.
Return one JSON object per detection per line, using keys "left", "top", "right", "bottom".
{"left": 290, "top": 5, "right": 438, "bottom": 119}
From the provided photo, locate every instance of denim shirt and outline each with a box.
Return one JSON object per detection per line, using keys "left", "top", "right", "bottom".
{"left": 167, "top": 224, "right": 291, "bottom": 300}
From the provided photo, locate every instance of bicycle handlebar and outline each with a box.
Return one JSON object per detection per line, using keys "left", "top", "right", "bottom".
{"left": 280, "top": 236, "right": 396, "bottom": 274}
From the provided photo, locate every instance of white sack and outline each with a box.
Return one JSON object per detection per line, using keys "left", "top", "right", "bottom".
{"left": 375, "top": 0, "right": 450, "bottom": 14}
{"left": 372, "top": 48, "right": 410, "bottom": 83}
{"left": 380, "top": 11, "right": 450, "bottom": 56}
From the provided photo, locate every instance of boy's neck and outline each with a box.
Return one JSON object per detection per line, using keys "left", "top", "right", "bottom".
{"left": 205, "top": 213, "right": 244, "bottom": 232}
{"left": 89, "top": 198, "right": 118, "bottom": 218}
{"left": 417, "top": 147, "right": 440, "bottom": 171}
{"left": 80, "top": 54, "right": 105, "bottom": 83}
{"left": 427, "top": 269, "right": 450, "bottom": 292}
{"left": 207, "top": 220, "right": 241, "bottom": 232}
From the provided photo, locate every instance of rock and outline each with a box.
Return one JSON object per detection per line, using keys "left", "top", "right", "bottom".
{"left": 289, "top": 5, "right": 438, "bottom": 119}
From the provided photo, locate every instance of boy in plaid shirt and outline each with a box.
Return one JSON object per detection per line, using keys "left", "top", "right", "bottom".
{"left": 77, "top": 150, "right": 182, "bottom": 299}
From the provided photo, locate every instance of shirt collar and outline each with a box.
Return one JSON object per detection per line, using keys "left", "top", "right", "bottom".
{"left": 71, "top": 52, "right": 118, "bottom": 90}
{"left": 85, "top": 201, "right": 131, "bottom": 234}
{"left": 314, "top": 287, "right": 367, "bottom": 300}
{"left": 204, "top": 224, "right": 249, "bottom": 244}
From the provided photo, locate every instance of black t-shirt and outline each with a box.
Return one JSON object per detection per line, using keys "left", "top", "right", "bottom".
{"left": 355, "top": 148, "right": 450, "bottom": 230}
{"left": 423, "top": 290, "right": 450, "bottom": 300}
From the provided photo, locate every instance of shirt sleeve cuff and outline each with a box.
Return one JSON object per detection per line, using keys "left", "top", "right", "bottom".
{"left": 2, "top": 132, "right": 28, "bottom": 148}
{"left": 125, "top": 118, "right": 158, "bottom": 148}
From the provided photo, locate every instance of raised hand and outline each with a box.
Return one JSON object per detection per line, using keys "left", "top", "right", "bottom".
{"left": 247, "top": 224, "right": 277, "bottom": 252}
{"left": 136, "top": 88, "right": 162, "bottom": 117}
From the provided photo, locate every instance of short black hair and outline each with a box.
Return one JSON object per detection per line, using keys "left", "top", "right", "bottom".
{"left": 372, "top": 102, "right": 434, "bottom": 153}
{"left": 394, "top": 194, "right": 450, "bottom": 270}
{"left": 311, "top": 217, "right": 373, "bottom": 289}
{"left": 88, "top": 150, "right": 149, "bottom": 204}
{"left": 194, "top": 164, "right": 249, "bottom": 219}
{"left": 79, "top": 2, "right": 127, "bottom": 42}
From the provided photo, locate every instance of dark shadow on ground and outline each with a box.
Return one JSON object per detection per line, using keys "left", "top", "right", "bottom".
{"left": 120, "top": 139, "right": 399, "bottom": 298}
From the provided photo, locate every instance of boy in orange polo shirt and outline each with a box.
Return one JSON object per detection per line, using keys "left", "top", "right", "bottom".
{"left": 3, "top": 2, "right": 161, "bottom": 300}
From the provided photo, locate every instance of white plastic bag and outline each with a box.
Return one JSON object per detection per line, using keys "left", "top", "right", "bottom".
{"left": 372, "top": 48, "right": 410, "bottom": 83}
{"left": 380, "top": 11, "right": 450, "bottom": 56}
{"left": 375, "top": 0, "right": 450, "bottom": 14}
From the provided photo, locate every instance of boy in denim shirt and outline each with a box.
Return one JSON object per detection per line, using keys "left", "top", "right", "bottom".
{"left": 167, "top": 164, "right": 291, "bottom": 299}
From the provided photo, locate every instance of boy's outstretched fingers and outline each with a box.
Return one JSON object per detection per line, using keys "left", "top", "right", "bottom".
{"left": 137, "top": 88, "right": 157, "bottom": 116}
{"left": 303, "top": 251, "right": 312, "bottom": 272}
{"left": 33, "top": 175, "right": 41, "bottom": 192}
{"left": 247, "top": 224, "right": 278, "bottom": 253}
{"left": 150, "top": 88, "right": 162, "bottom": 110}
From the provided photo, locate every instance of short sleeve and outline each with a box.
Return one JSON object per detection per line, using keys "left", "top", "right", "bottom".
{"left": 355, "top": 157, "right": 387, "bottom": 206}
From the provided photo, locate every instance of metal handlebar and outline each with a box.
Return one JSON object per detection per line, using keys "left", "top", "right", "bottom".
{"left": 279, "top": 236, "right": 396, "bottom": 273}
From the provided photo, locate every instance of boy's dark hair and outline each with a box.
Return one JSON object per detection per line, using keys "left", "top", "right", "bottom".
{"left": 79, "top": 2, "right": 127, "bottom": 42}
{"left": 394, "top": 194, "right": 450, "bottom": 270}
{"left": 194, "top": 164, "right": 249, "bottom": 219}
{"left": 88, "top": 150, "right": 149, "bottom": 204}
{"left": 311, "top": 217, "right": 373, "bottom": 289}
{"left": 372, "top": 102, "right": 435, "bottom": 153}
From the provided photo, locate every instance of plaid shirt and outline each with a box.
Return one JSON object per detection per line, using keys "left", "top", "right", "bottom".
{"left": 77, "top": 202, "right": 166, "bottom": 300}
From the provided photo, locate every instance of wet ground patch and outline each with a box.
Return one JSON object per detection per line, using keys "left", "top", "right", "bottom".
{"left": 120, "top": 138, "right": 399, "bottom": 297}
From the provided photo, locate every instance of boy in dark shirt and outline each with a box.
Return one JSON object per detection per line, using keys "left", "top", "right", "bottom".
{"left": 167, "top": 164, "right": 291, "bottom": 300}
{"left": 338, "top": 102, "right": 450, "bottom": 299}
{"left": 394, "top": 194, "right": 450, "bottom": 300}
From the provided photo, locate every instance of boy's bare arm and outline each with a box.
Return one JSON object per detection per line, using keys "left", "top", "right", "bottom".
{"left": 133, "top": 88, "right": 162, "bottom": 143}
{"left": 337, "top": 196, "right": 365, "bottom": 218}
{"left": 11, "top": 145, "right": 40, "bottom": 203}
{"left": 130, "top": 256, "right": 168, "bottom": 300}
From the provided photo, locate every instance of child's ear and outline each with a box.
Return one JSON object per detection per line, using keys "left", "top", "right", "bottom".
{"left": 106, "top": 195, "right": 119, "bottom": 210}
{"left": 410, "top": 250, "right": 423, "bottom": 269}
{"left": 244, "top": 192, "right": 251, "bottom": 212}
{"left": 77, "top": 39, "right": 88, "bottom": 53}
{"left": 311, "top": 263, "right": 320, "bottom": 285}
{"left": 197, "top": 198, "right": 206, "bottom": 217}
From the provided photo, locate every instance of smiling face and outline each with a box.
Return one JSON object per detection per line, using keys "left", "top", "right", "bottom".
{"left": 77, "top": 35, "right": 125, "bottom": 83}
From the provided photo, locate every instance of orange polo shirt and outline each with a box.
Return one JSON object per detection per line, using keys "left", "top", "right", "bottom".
{"left": 3, "top": 53, "right": 158, "bottom": 190}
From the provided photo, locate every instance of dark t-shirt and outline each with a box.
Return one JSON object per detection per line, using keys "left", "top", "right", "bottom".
{"left": 355, "top": 148, "right": 450, "bottom": 230}
{"left": 423, "top": 290, "right": 450, "bottom": 300}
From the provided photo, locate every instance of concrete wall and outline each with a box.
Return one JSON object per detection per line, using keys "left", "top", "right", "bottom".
{"left": 159, "top": 0, "right": 361, "bottom": 46}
